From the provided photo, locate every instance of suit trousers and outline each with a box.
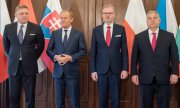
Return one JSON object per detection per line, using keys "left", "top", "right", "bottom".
{"left": 139, "top": 77, "right": 170, "bottom": 108}
{"left": 97, "top": 68, "right": 121, "bottom": 108}
{"left": 54, "top": 73, "right": 80, "bottom": 108}
{"left": 9, "top": 61, "right": 36, "bottom": 108}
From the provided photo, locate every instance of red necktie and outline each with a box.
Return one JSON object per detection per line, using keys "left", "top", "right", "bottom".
{"left": 152, "top": 33, "right": 157, "bottom": 51}
{"left": 106, "top": 26, "right": 111, "bottom": 47}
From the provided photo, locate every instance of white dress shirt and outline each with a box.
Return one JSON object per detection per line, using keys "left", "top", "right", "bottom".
{"left": 148, "top": 28, "right": 159, "bottom": 44}
{"left": 103, "top": 23, "right": 113, "bottom": 40}
{"left": 17, "top": 22, "right": 27, "bottom": 39}
{"left": 62, "top": 26, "right": 72, "bottom": 42}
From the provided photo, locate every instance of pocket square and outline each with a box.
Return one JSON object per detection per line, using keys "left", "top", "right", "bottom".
{"left": 29, "top": 33, "right": 36, "bottom": 36}
{"left": 115, "top": 35, "right": 121, "bottom": 37}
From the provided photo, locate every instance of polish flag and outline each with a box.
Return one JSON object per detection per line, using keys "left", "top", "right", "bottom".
{"left": 0, "top": 0, "right": 11, "bottom": 83}
{"left": 123, "top": 0, "right": 147, "bottom": 73}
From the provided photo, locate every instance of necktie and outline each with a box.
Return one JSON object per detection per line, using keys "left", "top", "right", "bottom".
{"left": 18, "top": 25, "right": 24, "bottom": 44}
{"left": 63, "top": 30, "right": 68, "bottom": 49}
{"left": 152, "top": 33, "right": 157, "bottom": 51}
{"left": 106, "top": 26, "right": 111, "bottom": 47}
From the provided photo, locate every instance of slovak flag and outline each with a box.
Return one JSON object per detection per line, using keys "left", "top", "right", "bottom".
{"left": 40, "top": 0, "right": 62, "bottom": 72}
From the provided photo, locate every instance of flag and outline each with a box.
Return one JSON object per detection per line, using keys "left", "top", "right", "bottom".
{"left": 157, "top": 0, "right": 180, "bottom": 76}
{"left": 176, "top": 26, "right": 180, "bottom": 61}
{"left": 17, "top": 0, "right": 46, "bottom": 73}
{"left": 0, "top": 0, "right": 11, "bottom": 83}
{"left": 176, "top": 26, "right": 180, "bottom": 75}
{"left": 156, "top": 0, "right": 178, "bottom": 37}
{"left": 40, "top": 0, "right": 62, "bottom": 72}
{"left": 123, "top": 0, "right": 147, "bottom": 72}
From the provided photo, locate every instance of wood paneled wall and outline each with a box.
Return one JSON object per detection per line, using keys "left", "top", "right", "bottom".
{"left": 1, "top": 0, "right": 180, "bottom": 108}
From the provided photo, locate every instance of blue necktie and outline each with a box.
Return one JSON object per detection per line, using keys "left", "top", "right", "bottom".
{"left": 63, "top": 30, "right": 68, "bottom": 49}
{"left": 18, "top": 25, "right": 24, "bottom": 44}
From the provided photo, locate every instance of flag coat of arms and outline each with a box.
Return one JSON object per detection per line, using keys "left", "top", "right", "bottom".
{"left": 40, "top": 0, "right": 62, "bottom": 72}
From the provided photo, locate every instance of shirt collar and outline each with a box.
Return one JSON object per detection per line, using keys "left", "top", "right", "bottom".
{"left": 17, "top": 22, "right": 27, "bottom": 28}
{"left": 62, "top": 26, "right": 72, "bottom": 31}
{"left": 148, "top": 28, "right": 159, "bottom": 35}
{"left": 104, "top": 23, "right": 113, "bottom": 29}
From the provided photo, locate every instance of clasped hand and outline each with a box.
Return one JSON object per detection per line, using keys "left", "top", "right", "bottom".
{"left": 54, "top": 54, "right": 72, "bottom": 66}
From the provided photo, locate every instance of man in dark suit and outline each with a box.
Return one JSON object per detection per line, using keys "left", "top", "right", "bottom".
{"left": 131, "top": 10, "right": 179, "bottom": 108}
{"left": 46, "top": 10, "right": 87, "bottom": 108}
{"left": 90, "top": 4, "right": 128, "bottom": 108}
{"left": 3, "top": 5, "right": 44, "bottom": 108}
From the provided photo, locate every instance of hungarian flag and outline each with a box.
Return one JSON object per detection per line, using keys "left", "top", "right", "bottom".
{"left": 0, "top": 0, "right": 11, "bottom": 83}
{"left": 156, "top": 0, "right": 178, "bottom": 37}
{"left": 176, "top": 26, "right": 180, "bottom": 77}
{"left": 123, "top": 0, "right": 147, "bottom": 72}
{"left": 17, "top": 0, "right": 46, "bottom": 73}
{"left": 176, "top": 26, "right": 180, "bottom": 61}
{"left": 40, "top": 0, "right": 62, "bottom": 72}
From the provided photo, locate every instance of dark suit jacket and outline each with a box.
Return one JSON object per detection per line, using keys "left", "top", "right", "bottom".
{"left": 46, "top": 28, "right": 87, "bottom": 78}
{"left": 3, "top": 21, "right": 45, "bottom": 76}
{"left": 90, "top": 23, "right": 128, "bottom": 74}
{"left": 131, "top": 29, "right": 179, "bottom": 84}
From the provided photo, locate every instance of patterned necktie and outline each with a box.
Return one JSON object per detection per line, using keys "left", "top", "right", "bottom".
{"left": 63, "top": 30, "right": 68, "bottom": 49}
{"left": 106, "top": 26, "right": 111, "bottom": 47}
{"left": 152, "top": 33, "right": 157, "bottom": 51}
{"left": 18, "top": 25, "right": 24, "bottom": 44}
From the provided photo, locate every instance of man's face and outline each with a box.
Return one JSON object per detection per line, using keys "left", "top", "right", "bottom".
{"left": 15, "top": 8, "right": 29, "bottom": 24}
{"left": 102, "top": 7, "right": 115, "bottom": 24}
{"left": 146, "top": 12, "right": 160, "bottom": 30}
{"left": 60, "top": 11, "right": 73, "bottom": 29}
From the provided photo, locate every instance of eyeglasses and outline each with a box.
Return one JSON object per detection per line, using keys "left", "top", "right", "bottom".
{"left": 102, "top": 12, "right": 114, "bottom": 15}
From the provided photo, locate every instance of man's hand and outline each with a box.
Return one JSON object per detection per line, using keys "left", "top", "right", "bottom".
{"left": 91, "top": 72, "right": 98, "bottom": 81}
{"left": 170, "top": 74, "right": 178, "bottom": 84}
{"left": 58, "top": 54, "right": 72, "bottom": 65}
{"left": 54, "top": 54, "right": 72, "bottom": 66}
{"left": 120, "top": 70, "right": 128, "bottom": 79}
{"left": 132, "top": 75, "right": 139, "bottom": 85}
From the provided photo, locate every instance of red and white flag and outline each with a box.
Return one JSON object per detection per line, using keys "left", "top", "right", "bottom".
{"left": 0, "top": 0, "right": 11, "bottom": 83}
{"left": 123, "top": 0, "right": 147, "bottom": 72}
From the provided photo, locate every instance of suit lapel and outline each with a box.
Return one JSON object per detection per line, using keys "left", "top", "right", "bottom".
{"left": 110, "top": 23, "right": 116, "bottom": 46}
{"left": 144, "top": 30, "right": 153, "bottom": 51}
{"left": 155, "top": 29, "right": 163, "bottom": 50}
{"left": 56, "top": 29, "right": 64, "bottom": 52}
{"left": 58, "top": 29, "right": 63, "bottom": 46}
{"left": 22, "top": 22, "right": 32, "bottom": 44}
{"left": 12, "top": 22, "right": 20, "bottom": 44}
{"left": 99, "top": 24, "right": 108, "bottom": 47}
{"left": 65, "top": 28, "right": 74, "bottom": 50}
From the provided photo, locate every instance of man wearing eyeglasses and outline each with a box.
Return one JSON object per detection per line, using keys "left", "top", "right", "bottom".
{"left": 90, "top": 4, "right": 128, "bottom": 108}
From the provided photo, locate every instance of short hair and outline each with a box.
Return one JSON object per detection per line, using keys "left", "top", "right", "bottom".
{"left": 146, "top": 10, "right": 160, "bottom": 19}
{"left": 101, "top": 4, "right": 115, "bottom": 13}
{"left": 15, "top": 5, "right": 29, "bottom": 12}
{"left": 60, "top": 10, "right": 74, "bottom": 18}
